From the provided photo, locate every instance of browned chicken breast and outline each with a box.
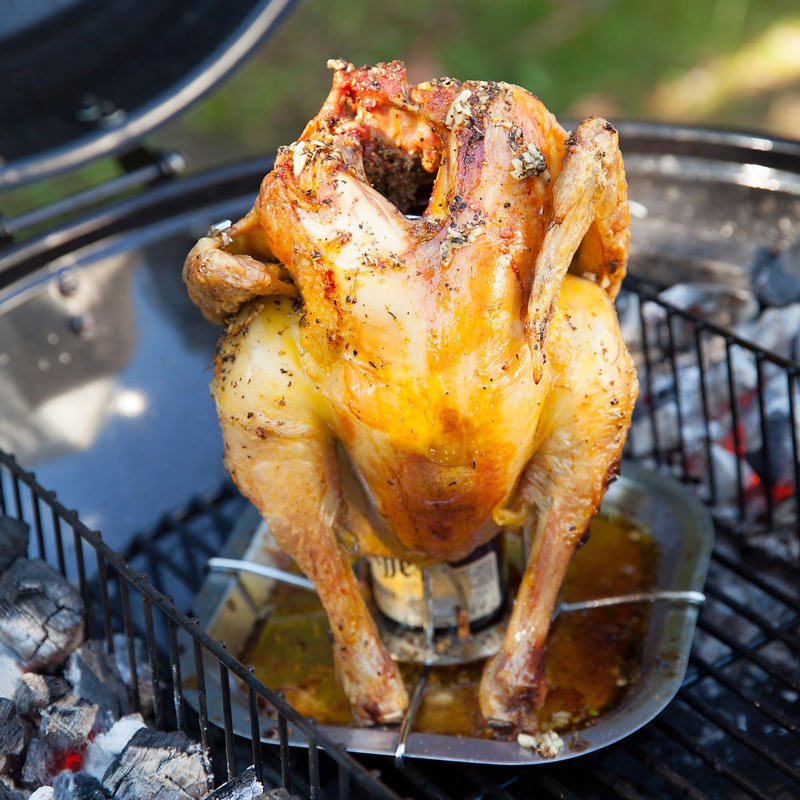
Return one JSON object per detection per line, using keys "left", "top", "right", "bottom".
{"left": 184, "top": 60, "right": 638, "bottom": 732}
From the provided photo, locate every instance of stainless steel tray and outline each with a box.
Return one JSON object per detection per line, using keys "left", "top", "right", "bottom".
{"left": 180, "top": 464, "right": 713, "bottom": 764}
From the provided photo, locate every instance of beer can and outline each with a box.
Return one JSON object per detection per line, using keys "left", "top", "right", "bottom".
{"left": 368, "top": 536, "right": 506, "bottom": 634}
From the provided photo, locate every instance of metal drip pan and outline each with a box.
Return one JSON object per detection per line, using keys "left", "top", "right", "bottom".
{"left": 180, "top": 464, "right": 713, "bottom": 765}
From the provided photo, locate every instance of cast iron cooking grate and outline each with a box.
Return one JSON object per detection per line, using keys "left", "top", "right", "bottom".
{"left": 1, "top": 274, "right": 799, "bottom": 800}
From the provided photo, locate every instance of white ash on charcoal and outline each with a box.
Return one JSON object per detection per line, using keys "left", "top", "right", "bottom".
{"left": 19, "top": 696, "right": 99, "bottom": 788}
{"left": 111, "top": 634, "right": 153, "bottom": 718}
{"left": 619, "top": 277, "right": 800, "bottom": 561}
{"left": 0, "top": 517, "right": 30, "bottom": 573}
{"left": 53, "top": 770, "right": 108, "bottom": 800}
{"left": 64, "top": 642, "right": 131, "bottom": 725}
{"left": 737, "top": 304, "right": 800, "bottom": 360}
{"left": 0, "top": 559, "right": 84, "bottom": 670}
{"left": 0, "top": 699, "right": 26, "bottom": 787}
{"left": 21, "top": 738, "right": 56, "bottom": 788}
{"left": 202, "top": 768, "right": 262, "bottom": 800}
{"left": 38, "top": 697, "right": 98, "bottom": 752}
{"left": 0, "top": 537, "right": 229, "bottom": 800}
{"left": 83, "top": 714, "right": 146, "bottom": 782}
{"left": 0, "top": 647, "right": 24, "bottom": 703}
{"left": 750, "top": 239, "right": 800, "bottom": 309}
{"left": 0, "top": 535, "right": 292, "bottom": 800}
{"left": 201, "top": 767, "right": 298, "bottom": 800}
{"left": 15, "top": 674, "right": 71, "bottom": 716}
{"left": 21, "top": 742, "right": 91, "bottom": 793}
{"left": 655, "top": 282, "right": 757, "bottom": 331}
{"left": 101, "top": 728, "right": 211, "bottom": 800}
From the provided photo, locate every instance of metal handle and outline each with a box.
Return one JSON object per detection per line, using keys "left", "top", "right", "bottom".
{"left": 207, "top": 559, "right": 705, "bottom": 618}
{"left": 0, "top": 149, "right": 184, "bottom": 240}
{"left": 557, "top": 590, "right": 706, "bottom": 615}
{"left": 207, "top": 557, "right": 315, "bottom": 592}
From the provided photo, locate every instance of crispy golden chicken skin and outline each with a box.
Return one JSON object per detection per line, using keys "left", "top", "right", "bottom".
{"left": 184, "top": 60, "right": 638, "bottom": 731}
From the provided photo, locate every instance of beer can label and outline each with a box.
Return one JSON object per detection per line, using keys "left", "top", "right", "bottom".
{"left": 368, "top": 550, "right": 502, "bottom": 629}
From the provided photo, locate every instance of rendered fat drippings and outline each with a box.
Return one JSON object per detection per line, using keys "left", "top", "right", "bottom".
{"left": 243, "top": 514, "right": 657, "bottom": 737}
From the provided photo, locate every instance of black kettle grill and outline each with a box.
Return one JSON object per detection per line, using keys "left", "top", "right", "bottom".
{"left": 1, "top": 4, "right": 799, "bottom": 797}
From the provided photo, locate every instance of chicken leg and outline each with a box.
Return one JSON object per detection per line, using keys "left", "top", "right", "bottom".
{"left": 481, "top": 275, "right": 638, "bottom": 730}
{"left": 213, "top": 299, "right": 408, "bottom": 723}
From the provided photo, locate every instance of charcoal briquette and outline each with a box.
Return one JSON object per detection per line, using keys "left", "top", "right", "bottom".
{"left": 0, "top": 560, "right": 83, "bottom": 670}
{"left": 39, "top": 697, "right": 98, "bottom": 750}
{"left": 0, "top": 700, "right": 23, "bottom": 758}
{"left": 0, "top": 517, "right": 29, "bottom": 574}
{"left": 53, "top": 771, "right": 109, "bottom": 800}
{"left": 15, "top": 674, "right": 71, "bottom": 716}
{"left": 102, "top": 728, "right": 210, "bottom": 800}
{"left": 65, "top": 642, "right": 131, "bottom": 724}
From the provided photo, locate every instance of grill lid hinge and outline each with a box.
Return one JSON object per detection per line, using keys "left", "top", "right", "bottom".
{"left": 0, "top": 146, "right": 185, "bottom": 244}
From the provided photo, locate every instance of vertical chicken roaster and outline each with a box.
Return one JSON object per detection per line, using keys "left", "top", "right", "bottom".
{"left": 183, "top": 60, "right": 638, "bottom": 733}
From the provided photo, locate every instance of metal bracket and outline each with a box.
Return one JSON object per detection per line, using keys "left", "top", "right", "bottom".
{"left": 0, "top": 147, "right": 185, "bottom": 243}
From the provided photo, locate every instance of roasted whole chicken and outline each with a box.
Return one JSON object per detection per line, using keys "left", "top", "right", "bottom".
{"left": 184, "top": 60, "right": 638, "bottom": 732}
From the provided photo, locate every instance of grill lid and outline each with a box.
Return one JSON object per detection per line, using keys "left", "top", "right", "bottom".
{"left": 0, "top": 0, "right": 295, "bottom": 189}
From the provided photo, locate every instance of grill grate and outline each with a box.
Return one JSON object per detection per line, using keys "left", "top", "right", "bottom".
{"left": 1, "top": 273, "right": 799, "bottom": 799}
{"left": 0, "top": 455, "right": 403, "bottom": 800}
{"left": 620, "top": 274, "right": 800, "bottom": 552}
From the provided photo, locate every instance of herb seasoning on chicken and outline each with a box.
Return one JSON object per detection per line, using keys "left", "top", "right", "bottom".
{"left": 183, "top": 60, "right": 638, "bottom": 733}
